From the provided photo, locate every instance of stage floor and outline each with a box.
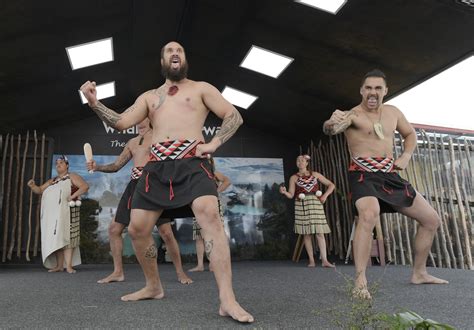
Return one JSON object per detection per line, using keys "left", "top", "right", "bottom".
{"left": 0, "top": 261, "right": 472, "bottom": 328}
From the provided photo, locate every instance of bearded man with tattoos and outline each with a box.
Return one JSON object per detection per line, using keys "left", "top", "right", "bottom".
{"left": 80, "top": 41, "right": 253, "bottom": 323}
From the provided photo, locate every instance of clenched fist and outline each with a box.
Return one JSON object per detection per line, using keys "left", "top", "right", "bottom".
{"left": 325, "top": 109, "right": 353, "bottom": 135}
{"left": 80, "top": 81, "right": 98, "bottom": 106}
{"left": 329, "top": 109, "right": 347, "bottom": 124}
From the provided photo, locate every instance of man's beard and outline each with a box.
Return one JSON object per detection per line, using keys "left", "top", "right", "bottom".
{"left": 161, "top": 62, "right": 188, "bottom": 82}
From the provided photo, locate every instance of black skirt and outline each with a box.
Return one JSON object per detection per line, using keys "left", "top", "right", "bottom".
{"left": 131, "top": 157, "right": 218, "bottom": 218}
{"left": 348, "top": 171, "right": 416, "bottom": 214}
{"left": 115, "top": 179, "right": 138, "bottom": 225}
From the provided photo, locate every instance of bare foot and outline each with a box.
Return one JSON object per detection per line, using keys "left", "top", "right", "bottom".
{"left": 177, "top": 273, "right": 193, "bottom": 285}
{"left": 66, "top": 268, "right": 76, "bottom": 274}
{"left": 219, "top": 302, "right": 254, "bottom": 323}
{"left": 121, "top": 286, "right": 164, "bottom": 302}
{"left": 352, "top": 287, "right": 372, "bottom": 300}
{"left": 307, "top": 262, "right": 316, "bottom": 268}
{"left": 48, "top": 267, "right": 63, "bottom": 273}
{"left": 411, "top": 273, "right": 449, "bottom": 285}
{"left": 322, "top": 261, "right": 335, "bottom": 268}
{"left": 188, "top": 266, "right": 205, "bottom": 272}
{"left": 97, "top": 273, "right": 125, "bottom": 284}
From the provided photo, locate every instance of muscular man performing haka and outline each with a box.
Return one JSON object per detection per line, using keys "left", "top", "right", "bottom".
{"left": 80, "top": 41, "right": 253, "bottom": 323}
{"left": 323, "top": 69, "right": 448, "bottom": 300}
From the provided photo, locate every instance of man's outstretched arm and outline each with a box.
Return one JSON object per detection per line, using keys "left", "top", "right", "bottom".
{"left": 92, "top": 142, "right": 133, "bottom": 173}
{"left": 80, "top": 81, "right": 149, "bottom": 130}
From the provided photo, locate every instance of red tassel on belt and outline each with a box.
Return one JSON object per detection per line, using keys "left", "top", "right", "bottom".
{"left": 145, "top": 172, "right": 150, "bottom": 192}
{"left": 169, "top": 178, "right": 174, "bottom": 200}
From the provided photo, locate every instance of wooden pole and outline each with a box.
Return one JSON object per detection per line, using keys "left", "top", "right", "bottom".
{"left": 439, "top": 135, "right": 464, "bottom": 268}
{"left": 7, "top": 134, "right": 21, "bottom": 260}
{"left": 423, "top": 131, "right": 444, "bottom": 267}
{"left": 17, "top": 131, "right": 29, "bottom": 257}
{"left": 1, "top": 134, "right": 11, "bottom": 262}
{"left": 336, "top": 134, "right": 353, "bottom": 253}
{"left": 431, "top": 133, "right": 451, "bottom": 268}
{"left": 329, "top": 138, "right": 344, "bottom": 258}
{"left": 417, "top": 132, "right": 438, "bottom": 265}
{"left": 33, "top": 133, "right": 45, "bottom": 256}
{"left": 457, "top": 139, "right": 473, "bottom": 237}
{"left": 448, "top": 137, "right": 472, "bottom": 269}
{"left": 26, "top": 131, "right": 38, "bottom": 261}
{"left": 438, "top": 135, "right": 457, "bottom": 268}
{"left": 392, "top": 135, "right": 406, "bottom": 265}
{"left": 396, "top": 133, "right": 413, "bottom": 264}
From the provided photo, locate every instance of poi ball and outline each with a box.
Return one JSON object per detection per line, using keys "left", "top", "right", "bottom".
{"left": 69, "top": 201, "right": 76, "bottom": 207}
{"left": 75, "top": 200, "right": 82, "bottom": 207}
{"left": 298, "top": 193, "right": 305, "bottom": 200}
{"left": 316, "top": 190, "right": 322, "bottom": 197}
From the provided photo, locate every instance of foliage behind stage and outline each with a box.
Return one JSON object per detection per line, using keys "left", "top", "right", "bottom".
{"left": 56, "top": 155, "right": 292, "bottom": 263}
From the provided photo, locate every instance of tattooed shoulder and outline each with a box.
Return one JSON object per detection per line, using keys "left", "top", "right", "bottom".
{"left": 152, "top": 85, "right": 167, "bottom": 110}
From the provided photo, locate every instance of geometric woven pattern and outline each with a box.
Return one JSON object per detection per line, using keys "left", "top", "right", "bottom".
{"left": 295, "top": 175, "right": 319, "bottom": 194}
{"left": 130, "top": 166, "right": 144, "bottom": 180}
{"left": 349, "top": 156, "right": 394, "bottom": 173}
{"left": 149, "top": 139, "right": 201, "bottom": 162}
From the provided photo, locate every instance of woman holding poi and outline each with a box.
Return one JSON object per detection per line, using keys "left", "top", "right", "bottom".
{"left": 280, "top": 154, "right": 335, "bottom": 267}
{"left": 28, "top": 155, "right": 89, "bottom": 273}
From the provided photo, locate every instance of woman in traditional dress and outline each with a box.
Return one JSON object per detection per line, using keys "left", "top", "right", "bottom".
{"left": 280, "top": 155, "right": 335, "bottom": 267}
{"left": 28, "top": 155, "right": 89, "bottom": 273}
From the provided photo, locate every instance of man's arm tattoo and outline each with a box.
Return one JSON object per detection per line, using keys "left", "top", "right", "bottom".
{"left": 331, "top": 120, "right": 351, "bottom": 135}
{"left": 144, "top": 244, "right": 158, "bottom": 258}
{"left": 215, "top": 109, "right": 243, "bottom": 145}
{"left": 204, "top": 240, "right": 214, "bottom": 260}
{"left": 96, "top": 151, "right": 132, "bottom": 173}
{"left": 91, "top": 101, "right": 121, "bottom": 127}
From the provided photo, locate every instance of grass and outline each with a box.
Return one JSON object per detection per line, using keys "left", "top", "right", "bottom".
{"left": 315, "top": 266, "right": 454, "bottom": 329}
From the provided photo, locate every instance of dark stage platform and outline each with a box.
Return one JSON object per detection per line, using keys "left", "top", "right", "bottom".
{"left": 0, "top": 261, "right": 472, "bottom": 328}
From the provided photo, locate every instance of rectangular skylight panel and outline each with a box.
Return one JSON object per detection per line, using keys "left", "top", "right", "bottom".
{"left": 240, "top": 46, "right": 294, "bottom": 78}
{"left": 79, "top": 81, "right": 115, "bottom": 104}
{"left": 66, "top": 38, "right": 114, "bottom": 70}
{"left": 222, "top": 86, "right": 258, "bottom": 109}
{"left": 295, "top": 0, "right": 347, "bottom": 14}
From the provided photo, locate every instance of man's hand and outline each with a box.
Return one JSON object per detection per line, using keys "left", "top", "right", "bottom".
{"left": 394, "top": 153, "right": 411, "bottom": 170}
{"left": 330, "top": 109, "right": 347, "bottom": 124}
{"left": 195, "top": 141, "right": 219, "bottom": 158}
{"left": 27, "top": 179, "right": 35, "bottom": 188}
{"left": 80, "top": 81, "right": 98, "bottom": 107}
{"left": 86, "top": 160, "right": 97, "bottom": 172}
{"left": 324, "top": 109, "right": 353, "bottom": 135}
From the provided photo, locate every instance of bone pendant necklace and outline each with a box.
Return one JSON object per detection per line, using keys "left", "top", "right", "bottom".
{"left": 373, "top": 122, "right": 384, "bottom": 140}
{"left": 363, "top": 109, "right": 384, "bottom": 140}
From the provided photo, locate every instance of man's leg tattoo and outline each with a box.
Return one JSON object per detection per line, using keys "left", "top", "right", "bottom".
{"left": 144, "top": 244, "right": 158, "bottom": 258}
{"left": 204, "top": 240, "right": 214, "bottom": 260}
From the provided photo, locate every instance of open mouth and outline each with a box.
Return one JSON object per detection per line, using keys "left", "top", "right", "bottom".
{"left": 367, "top": 96, "right": 377, "bottom": 107}
{"left": 171, "top": 56, "right": 180, "bottom": 69}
